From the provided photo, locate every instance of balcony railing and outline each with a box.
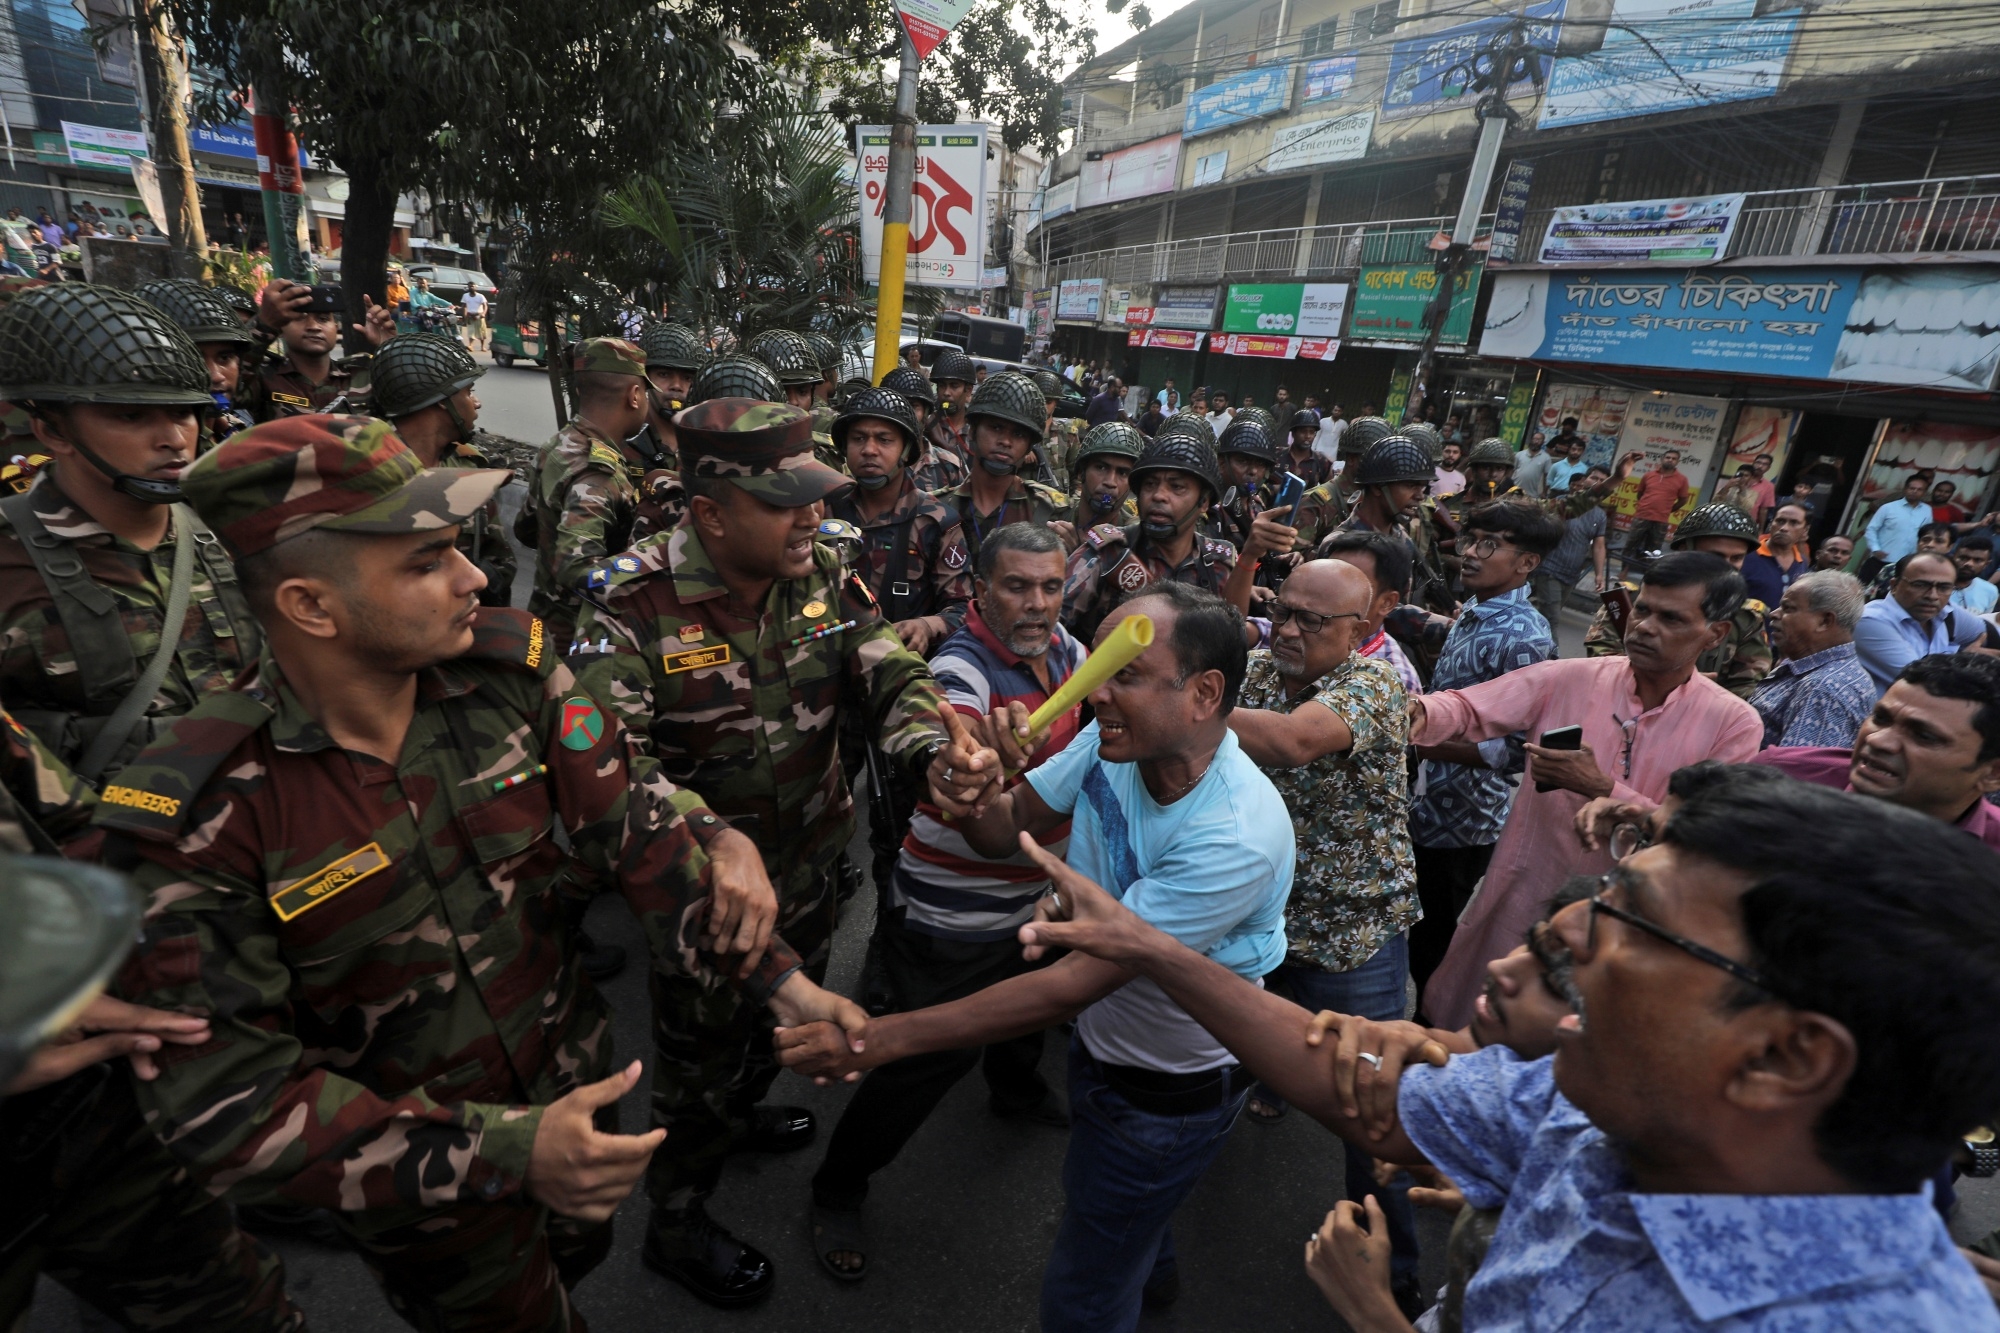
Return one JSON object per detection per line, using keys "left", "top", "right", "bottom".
{"left": 1043, "top": 174, "right": 2000, "bottom": 293}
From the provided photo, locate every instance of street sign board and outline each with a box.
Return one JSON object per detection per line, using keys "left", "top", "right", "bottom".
{"left": 857, "top": 124, "right": 990, "bottom": 288}
{"left": 897, "top": 0, "right": 978, "bottom": 59}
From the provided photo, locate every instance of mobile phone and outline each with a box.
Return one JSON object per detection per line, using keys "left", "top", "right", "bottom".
{"left": 1271, "top": 471, "right": 1307, "bottom": 526}
{"left": 1601, "top": 585, "right": 1633, "bottom": 638}
{"left": 1534, "top": 725, "right": 1584, "bottom": 793}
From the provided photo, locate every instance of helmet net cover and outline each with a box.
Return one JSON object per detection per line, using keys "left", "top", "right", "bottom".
{"left": 1352, "top": 436, "right": 1437, "bottom": 488}
{"left": 832, "top": 386, "right": 921, "bottom": 463}
{"left": 133, "top": 279, "right": 255, "bottom": 347}
{"left": 879, "top": 365, "right": 938, "bottom": 406}
{"left": 369, "top": 332, "right": 484, "bottom": 419}
{"left": 0, "top": 284, "right": 210, "bottom": 407}
{"left": 1076, "top": 420, "right": 1145, "bottom": 465}
{"left": 1131, "top": 434, "right": 1222, "bottom": 503}
{"left": 689, "top": 355, "right": 782, "bottom": 405}
{"left": 1465, "top": 437, "right": 1517, "bottom": 469}
{"left": 802, "top": 331, "right": 840, "bottom": 378}
{"left": 1218, "top": 417, "right": 1280, "bottom": 466}
{"left": 929, "top": 347, "right": 976, "bottom": 385}
{"left": 1340, "top": 415, "right": 1392, "bottom": 459}
{"left": 1158, "top": 410, "right": 1217, "bottom": 450}
{"left": 638, "top": 321, "right": 705, "bottom": 372}
{"left": 1672, "top": 502, "right": 1762, "bottom": 548}
{"left": 964, "top": 370, "right": 1047, "bottom": 443}
{"left": 744, "top": 330, "right": 821, "bottom": 386}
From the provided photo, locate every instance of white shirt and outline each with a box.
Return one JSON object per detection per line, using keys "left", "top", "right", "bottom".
{"left": 460, "top": 290, "right": 487, "bottom": 315}
{"left": 1314, "top": 417, "right": 1347, "bottom": 462}
{"left": 1206, "top": 409, "right": 1235, "bottom": 432}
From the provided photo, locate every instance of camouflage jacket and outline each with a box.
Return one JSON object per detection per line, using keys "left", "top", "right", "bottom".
{"left": 1293, "top": 475, "right": 1361, "bottom": 552}
{"left": 1045, "top": 418, "right": 1084, "bottom": 491}
{"left": 1279, "top": 450, "right": 1334, "bottom": 490}
{"left": 936, "top": 478, "right": 1068, "bottom": 606}
{"left": 910, "top": 437, "right": 968, "bottom": 495}
{"left": 444, "top": 438, "right": 518, "bottom": 600}
{"left": 101, "top": 612, "right": 796, "bottom": 1214}
{"left": 924, "top": 413, "right": 971, "bottom": 481}
{"left": 567, "top": 526, "right": 950, "bottom": 893}
{"left": 1062, "top": 524, "right": 1237, "bottom": 645}
{"left": 1057, "top": 495, "right": 1138, "bottom": 552}
{"left": 1583, "top": 588, "right": 1774, "bottom": 698}
{"left": 0, "top": 472, "right": 261, "bottom": 788}
{"left": 1208, "top": 489, "right": 1266, "bottom": 554}
{"left": 810, "top": 406, "right": 843, "bottom": 474}
{"left": 527, "top": 416, "right": 645, "bottom": 644}
{"left": 825, "top": 474, "right": 962, "bottom": 625}
{"left": 0, "top": 704, "right": 97, "bottom": 851}
{"left": 241, "top": 351, "right": 372, "bottom": 422}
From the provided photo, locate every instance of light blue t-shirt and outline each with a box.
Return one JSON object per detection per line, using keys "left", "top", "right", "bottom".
{"left": 1028, "top": 721, "right": 1294, "bottom": 1072}
{"left": 1952, "top": 577, "right": 1998, "bottom": 614}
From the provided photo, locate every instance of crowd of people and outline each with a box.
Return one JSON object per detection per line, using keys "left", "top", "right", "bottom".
{"left": 1, "top": 272, "right": 1997, "bottom": 1333}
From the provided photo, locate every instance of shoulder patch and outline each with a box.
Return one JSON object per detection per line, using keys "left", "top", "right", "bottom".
{"left": 460, "top": 608, "right": 552, "bottom": 673}
{"left": 585, "top": 441, "right": 627, "bottom": 474}
{"left": 845, "top": 568, "right": 881, "bottom": 614}
{"left": 1115, "top": 559, "right": 1150, "bottom": 591}
{"left": 1029, "top": 481, "right": 1069, "bottom": 507}
{"left": 941, "top": 542, "right": 967, "bottom": 570}
{"left": 91, "top": 690, "right": 277, "bottom": 842}
{"left": 1204, "top": 538, "right": 1237, "bottom": 563}
{"left": 1085, "top": 523, "right": 1126, "bottom": 550}
{"left": 1740, "top": 598, "right": 1768, "bottom": 616}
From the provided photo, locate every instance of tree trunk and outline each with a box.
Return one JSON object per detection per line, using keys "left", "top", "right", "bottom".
{"left": 337, "top": 153, "right": 397, "bottom": 357}
{"left": 132, "top": 0, "right": 206, "bottom": 279}
{"left": 543, "top": 302, "right": 569, "bottom": 427}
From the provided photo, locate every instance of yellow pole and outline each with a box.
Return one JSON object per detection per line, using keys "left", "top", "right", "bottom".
{"left": 872, "top": 32, "right": 921, "bottom": 385}
{"left": 873, "top": 219, "right": 910, "bottom": 384}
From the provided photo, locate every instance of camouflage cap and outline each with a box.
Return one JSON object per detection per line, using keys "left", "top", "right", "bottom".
{"left": 182, "top": 415, "right": 510, "bottom": 560}
{"left": 569, "top": 336, "right": 645, "bottom": 377}
{"left": 674, "top": 397, "right": 851, "bottom": 507}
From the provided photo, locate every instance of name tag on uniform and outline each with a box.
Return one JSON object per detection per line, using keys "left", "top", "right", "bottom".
{"left": 663, "top": 645, "right": 731, "bottom": 674}
{"left": 269, "top": 391, "right": 313, "bottom": 409}
{"left": 271, "top": 843, "right": 390, "bottom": 922}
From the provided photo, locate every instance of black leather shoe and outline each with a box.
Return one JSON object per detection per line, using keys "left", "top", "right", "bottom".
{"left": 739, "top": 1104, "right": 816, "bottom": 1153}
{"left": 643, "top": 1204, "right": 775, "bottom": 1309}
{"left": 990, "top": 1091, "right": 1070, "bottom": 1129}
{"left": 577, "top": 930, "right": 626, "bottom": 981}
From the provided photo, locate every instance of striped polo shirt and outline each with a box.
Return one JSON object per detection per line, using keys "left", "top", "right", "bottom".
{"left": 892, "top": 604, "right": 1087, "bottom": 940}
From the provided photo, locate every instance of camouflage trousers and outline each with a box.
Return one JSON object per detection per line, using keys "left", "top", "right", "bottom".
{"left": 0, "top": 1071, "right": 303, "bottom": 1332}
{"left": 645, "top": 860, "right": 841, "bottom": 1216}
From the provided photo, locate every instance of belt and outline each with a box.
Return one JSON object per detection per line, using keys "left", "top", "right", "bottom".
{"left": 1087, "top": 1051, "right": 1251, "bottom": 1117}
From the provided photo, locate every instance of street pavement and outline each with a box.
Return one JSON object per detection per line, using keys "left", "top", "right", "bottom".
{"left": 26, "top": 357, "right": 2000, "bottom": 1329}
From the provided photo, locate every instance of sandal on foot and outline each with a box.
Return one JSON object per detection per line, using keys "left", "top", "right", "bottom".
{"left": 810, "top": 1203, "right": 868, "bottom": 1283}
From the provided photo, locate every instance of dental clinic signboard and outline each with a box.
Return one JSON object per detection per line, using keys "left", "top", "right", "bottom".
{"left": 1479, "top": 266, "right": 2000, "bottom": 392}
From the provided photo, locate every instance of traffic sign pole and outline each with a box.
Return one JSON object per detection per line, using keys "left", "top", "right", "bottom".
{"left": 871, "top": 30, "right": 921, "bottom": 385}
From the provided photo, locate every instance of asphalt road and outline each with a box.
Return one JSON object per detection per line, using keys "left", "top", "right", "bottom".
{"left": 26, "top": 360, "right": 2000, "bottom": 1328}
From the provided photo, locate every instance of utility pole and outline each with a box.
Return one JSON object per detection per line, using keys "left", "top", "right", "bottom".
{"left": 248, "top": 91, "right": 311, "bottom": 282}
{"left": 871, "top": 32, "right": 921, "bottom": 385}
{"left": 130, "top": 0, "right": 205, "bottom": 279}
{"left": 1411, "top": 14, "right": 1543, "bottom": 410}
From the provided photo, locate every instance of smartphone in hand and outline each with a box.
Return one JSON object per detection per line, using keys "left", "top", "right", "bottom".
{"left": 1534, "top": 725, "right": 1584, "bottom": 793}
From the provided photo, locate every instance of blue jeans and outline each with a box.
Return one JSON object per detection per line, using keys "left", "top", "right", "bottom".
{"left": 1039, "top": 1037, "right": 1248, "bottom": 1333}
{"left": 1255, "top": 935, "right": 1421, "bottom": 1288}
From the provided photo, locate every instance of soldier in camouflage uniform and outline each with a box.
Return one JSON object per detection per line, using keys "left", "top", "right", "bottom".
{"left": 883, "top": 365, "right": 963, "bottom": 493}
{"left": 238, "top": 280, "right": 394, "bottom": 421}
{"left": 934, "top": 371, "right": 1067, "bottom": 605}
{"left": 525, "top": 337, "right": 655, "bottom": 646}
{"left": 625, "top": 354, "right": 786, "bottom": 550}
{"left": 745, "top": 330, "right": 837, "bottom": 470}
{"left": 803, "top": 331, "right": 840, "bottom": 410}
{"left": 565, "top": 399, "right": 957, "bottom": 1308}
{"left": 924, "top": 347, "right": 977, "bottom": 483}
{"left": 1208, "top": 414, "right": 1281, "bottom": 554}
{"left": 1283, "top": 408, "right": 1333, "bottom": 489}
{"left": 369, "top": 332, "right": 518, "bottom": 604}
{"left": 1029, "top": 367, "right": 1079, "bottom": 492}
{"left": 633, "top": 320, "right": 707, "bottom": 475}
{"left": 1061, "top": 432, "right": 1237, "bottom": 644}
{"left": 102, "top": 414, "right": 865, "bottom": 1332}
{"left": 134, "top": 279, "right": 258, "bottom": 441}
{"left": 1053, "top": 419, "right": 1142, "bottom": 552}
{"left": 1292, "top": 415, "right": 1392, "bottom": 553}
{"left": 1584, "top": 501, "right": 1774, "bottom": 697}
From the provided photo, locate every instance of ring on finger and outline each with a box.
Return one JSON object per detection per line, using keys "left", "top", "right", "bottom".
{"left": 942, "top": 766, "right": 954, "bottom": 784}
{"left": 1357, "top": 1052, "right": 1383, "bottom": 1070}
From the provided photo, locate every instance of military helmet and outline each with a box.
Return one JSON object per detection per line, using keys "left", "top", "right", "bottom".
{"left": 964, "top": 370, "right": 1046, "bottom": 443}
{"left": 1130, "top": 433, "right": 1222, "bottom": 503}
{"left": 213, "top": 284, "right": 257, "bottom": 321}
{"left": 1340, "top": 415, "right": 1392, "bottom": 460}
{"left": 1464, "top": 437, "right": 1516, "bottom": 469}
{"left": 802, "top": 331, "right": 839, "bottom": 380}
{"left": 1217, "top": 416, "right": 1280, "bottom": 466}
{"left": 368, "top": 332, "right": 484, "bottom": 420}
{"left": 1232, "top": 405, "right": 1279, "bottom": 439}
{"left": 743, "top": 329, "right": 820, "bottom": 387}
{"left": 1076, "top": 420, "right": 1145, "bottom": 468}
{"left": 832, "top": 386, "right": 921, "bottom": 465}
{"left": 1030, "top": 368, "right": 1064, "bottom": 401}
{"left": 638, "top": 321, "right": 704, "bottom": 372}
{"left": 1159, "top": 409, "right": 1217, "bottom": 450}
{"left": 1289, "top": 409, "right": 1319, "bottom": 435}
{"left": 1401, "top": 421, "right": 1443, "bottom": 460}
{"left": 879, "top": 364, "right": 938, "bottom": 407}
{"left": 1672, "top": 502, "right": 1762, "bottom": 550}
{"left": 688, "top": 354, "right": 781, "bottom": 405}
{"left": 0, "top": 284, "right": 210, "bottom": 407}
{"left": 1352, "top": 436, "right": 1436, "bottom": 488}
{"left": 133, "top": 280, "right": 255, "bottom": 347}
{"left": 929, "top": 346, "right": 976, "bottom": 386}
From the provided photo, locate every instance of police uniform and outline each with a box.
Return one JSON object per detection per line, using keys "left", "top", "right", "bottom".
{"left": 920, "top": 412, "right": 972, "bottom": 491}
{"left": 239, "top": 285, "right": 372, "bottom": 421}
{"left": 565, "top": 399, "right": 952, "bottom": 1294}
{"left": 935, "top": 477, "right": 1068, "bottom": 605}
{"left": 1583, "top": 585, "right": 1774, "bottom": 697}
{"left": 103, "top": 414, "right": 803, "bottom": 1332}
{"left": 1060, "top": 522, "right": 1238, "bottom": 645}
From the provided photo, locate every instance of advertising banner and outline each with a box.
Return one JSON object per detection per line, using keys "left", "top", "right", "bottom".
{"left": 896, "top": 0, "right": 978, "bottom": 59}
{"left": 1104, "top": 287, "right": 1136, "bottom": 326}
{"left": 61, "top": 121, "right": 147, "bottom": 169}
{"left": 1128, "top": 329, "right": 1207, "bottom": 351}
{"left": 857, "top": 125, "right": 989, "bottom": 287}
{"left": 1535, "top": 381, "right": 1633, "bottom": 471}
{"left": 1540, "top": 1, "right": 1801, "bottom": 130}
{"left": 1040, "top": 175, "right": 1078, "bottom": 224}
{"left": 1027, "top": 288, "right": 1054, "bottom": 340}
{"left": 1603, "top": 392, "right": 1729, "bottom": 531}
{"left": 1350, "top": 263, "right": 1481, "bottom": 345}
{"left": 1302, "top": 55, "right": 1359, "bottom": 103}
{"left": 1537, "top": 193, "right": 1745, "bottom": 264}
{"left": 1265, "top": 111, "right": 1374, "bottom": 175}
{"left": 1079, "top": 134, "right": 1182, "bottom": 208}
{"left": 1480, "top": 266, "right": 2000, "bottom": 392}
{"left": 1212, "top": 333, "right": 1339, "bottom": 360}
{"left": 1498, "top": 371, "right": 1541, "bottom": 446}
{"left": 1221, "top": 283, "right": 1349, "bottom": 336}
{"left": 1487, "top": 160, "right": 1536, "bottom": 264}
{"left": 1719, "top": 406, "right": 1800, "bottom": 491}
{"left": 1381, "top": 0, "right": 1564, "bottom": 122}
{"left": 189, "top": 120, "right": 311, "bottom": 168}
{"left": 1150, "top": 285, "right": 1221, "bottom": 330}
{"left": 1849, "top": 422, "right": 2000, "bottom": 540}
{"left": 1125, "top": 305, "right": 1156, "bottom": 326}
{"left": 1191, "top": 150, "right": 1229, "bottom": 187}
{"left": 1184, "top": 63, "right": 1292, "bottom": 137}
{"left": 1057, "top": 278, "right": 1105, "bottom": 321}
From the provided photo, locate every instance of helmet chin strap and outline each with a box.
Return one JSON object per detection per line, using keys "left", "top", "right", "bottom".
{"left": 444, "top": 395, "right": 475, "bottom": 445}
{"left": 71, "top": 437, "right": 181, "bottom": 504}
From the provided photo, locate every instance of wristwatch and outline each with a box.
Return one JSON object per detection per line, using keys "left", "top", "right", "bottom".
{"left": 1965, "top": 1126, "right": 1999, "bottom": 1178}
{"left": 909, "top": 737, "right": 946, "bottom": 781}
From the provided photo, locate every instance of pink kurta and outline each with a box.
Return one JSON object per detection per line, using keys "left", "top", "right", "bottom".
{"left": 1412, "top": 656, "right": 1762, "bottom": 1029}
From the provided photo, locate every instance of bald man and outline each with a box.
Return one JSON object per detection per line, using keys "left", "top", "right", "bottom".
{"left": 1226, "top": 559, "right": 1426, "bottom": 1308}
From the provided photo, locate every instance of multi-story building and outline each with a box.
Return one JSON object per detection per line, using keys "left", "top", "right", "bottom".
{"left": 1030, "top": 0, "right": 2000, "bottom": 541}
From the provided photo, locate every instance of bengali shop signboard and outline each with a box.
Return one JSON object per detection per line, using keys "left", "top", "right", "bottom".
{"left": 1540, "top": 0, "right": 1802, "bottom": 130}
{"left": 1265, "top": 111, "right": 1374, "bottom": 174}
{"left": 1213, "top": 333, "right": 1340, "bottom": 361}
{"left": 1380, "top": 1, "right": 1564, "bottom": 122}
{"left": 1349, "top": 264, "right": 1481, "bottom": 345}
{"left": 896, "top": 0, "right": 978, "bottom": 58}
{"left": 1148, "top": 285, "right": 1221, "bottom": 330}
{"left": 1537, "top": 193, "right": 1746, "bottom": 264}
{"left": 1222, "top": 283, "right": 1350, "bottom": 336}
{"left": 1128, "top": 329, "right": 1207, "bottom": 351}
{"left": 1056, "top": 278, "right": 1105, "bottom": 321}
{"left": 1184, "top": 63, "right": 1293, "bottom": 137}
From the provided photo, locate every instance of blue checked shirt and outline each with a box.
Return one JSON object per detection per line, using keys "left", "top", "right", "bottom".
{"left": 1747, "top": 643, "right": 1876, "bottom": 749}
{"left": 1408, "top": 586, "right": 1554, "bottom": 849}
{"left": 1401, "top": 1044, "right": 2000, "bottom": 1332}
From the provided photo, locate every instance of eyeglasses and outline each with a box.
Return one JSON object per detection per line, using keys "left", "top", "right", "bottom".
{"left": 1269, "top": 604, "right": 1363, "bottom": 634}
{"left": 1609, "top": 821, "right": 1651, "bottom": 860}
{"left": 1899, "top": 578, "right": 1956, "bottom": 595}
{"left": 1462, "top": 535, "right": 1518, "bottom": 559}
{"left": 1585, "top": 873, "right": 1786, "bottom": 999}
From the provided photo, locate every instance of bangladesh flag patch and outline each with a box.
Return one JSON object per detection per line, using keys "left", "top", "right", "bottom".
{"left": 559, "top": 697, "right": 605, "bottom": 751}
